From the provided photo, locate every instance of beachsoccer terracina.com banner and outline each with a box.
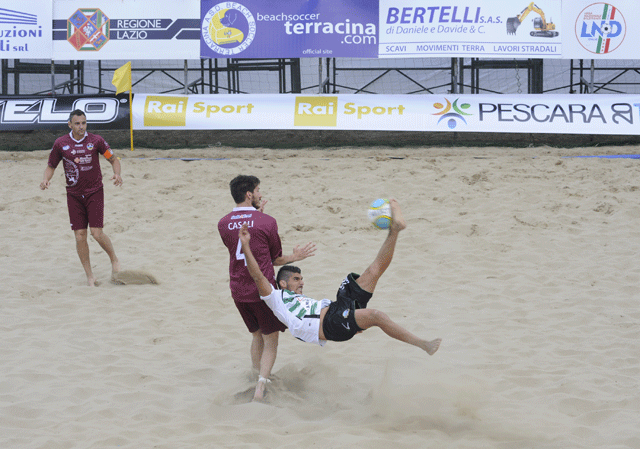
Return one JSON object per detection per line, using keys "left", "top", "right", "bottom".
{"left": 132, "top": 94, "right": 640, "bottom": 135}
{"left": 200, "top": 0, "right": 378, "bottom": 58}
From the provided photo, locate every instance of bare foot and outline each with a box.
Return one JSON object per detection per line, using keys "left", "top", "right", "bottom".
{"left": 112, "top": 259, "right": 121, "bottom": 277}
{"left": 389, "top": 199, "right": 407, "bottom": 231}
{"left": 86, "top": 276, "right": 98, "bottom": 287}
{"left": 421, "top": 338, "right": 441, "bottom": 356}
{"left": 252, "top": 377, "right": 268, "bottom": 402}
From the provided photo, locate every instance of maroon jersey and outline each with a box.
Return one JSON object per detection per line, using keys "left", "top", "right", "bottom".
{"left": 218, "top": 207, "right": 283, "bottom": 303}
{"left": 47, "top": 131, "right": 113, "bottom": 196}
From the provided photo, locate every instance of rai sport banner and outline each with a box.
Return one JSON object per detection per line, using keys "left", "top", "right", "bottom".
{"left": 131, "top": 93, "right": 640, "bottom": 136}
{"left": 200, "top": 0, "right": 378, "bottom": 58}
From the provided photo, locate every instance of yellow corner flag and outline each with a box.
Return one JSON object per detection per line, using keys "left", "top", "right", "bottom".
{"left": 112, "top": 61, "right": 131, "bottom": 94}
{"left": 112, "top": 62, "right": 134, "bottom": 151}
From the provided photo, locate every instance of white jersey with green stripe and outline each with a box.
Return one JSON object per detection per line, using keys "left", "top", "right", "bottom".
{"left": 261, "top": 286, "right": 331, "bottom": 346}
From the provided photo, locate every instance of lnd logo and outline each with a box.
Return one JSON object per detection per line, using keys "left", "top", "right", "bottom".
{"left": 575, "top": 3, "right": 626, "bottom": 54}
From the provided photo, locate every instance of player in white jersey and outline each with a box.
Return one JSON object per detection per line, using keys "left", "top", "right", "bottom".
{"left": 239, "top": 199, "right": 441, "bottom": 355}
{"left": 261, "top": 281, "right": 331, "bottom": 346}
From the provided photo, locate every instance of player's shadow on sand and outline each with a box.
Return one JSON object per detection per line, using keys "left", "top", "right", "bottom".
{"left": 111, "top": 270, "right": 159, "bottom": 285}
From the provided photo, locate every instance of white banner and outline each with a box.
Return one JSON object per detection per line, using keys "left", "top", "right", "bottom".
{"left": 4, "top": 0, "right": 640, "bottom": 60}
{"left": 52, "top": 0, "right": 200, "bottom": 60}
{"left": 562, "top": 0, "right": 640, "bottom": 59}
{"left": 133, "top": 93, "right": 640, "bottom": 135}
{"left": 379, "top": 0, "right": 563, "bottom": 58}
{"left": 0, "top": 0, "right": 52, "bottom": 58}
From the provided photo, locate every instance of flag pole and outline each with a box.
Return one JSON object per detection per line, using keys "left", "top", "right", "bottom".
{"left": 111, "top": 61, "right": 133, "bottom": 151}
{"left": 129, "top": 88, "right": 133, "bottom": 151}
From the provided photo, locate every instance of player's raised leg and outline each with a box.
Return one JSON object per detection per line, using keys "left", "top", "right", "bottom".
{"left": 356, "top": 199, "right": 406, "bottom": 294}
{"left": 354, "top": 308, "right": 441, "bottom": 355}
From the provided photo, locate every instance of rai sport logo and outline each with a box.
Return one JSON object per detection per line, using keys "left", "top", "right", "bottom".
{"left": 67, "top": 8, "right": 110, "bottom": 51}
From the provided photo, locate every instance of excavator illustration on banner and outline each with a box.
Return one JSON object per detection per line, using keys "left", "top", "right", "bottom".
{"left": 506, "top": 2, "right": 559, "bottom": 37}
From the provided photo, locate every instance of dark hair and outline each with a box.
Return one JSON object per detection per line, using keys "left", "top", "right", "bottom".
{"left": 230, "top": 175, "right": 260, "bottom": 204}
{"left": 68, "top": 109, "right": 86, "bottom": 121}
{"left": 276, "top": 265, "right": 301, "bottom": 289}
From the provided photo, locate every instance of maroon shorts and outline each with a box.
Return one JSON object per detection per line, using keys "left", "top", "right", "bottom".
{"left": 67, "top": 188, "right": 104, "bottom": 231}
{"left": 235, "top": 300, "right": 287, "bottom": 335}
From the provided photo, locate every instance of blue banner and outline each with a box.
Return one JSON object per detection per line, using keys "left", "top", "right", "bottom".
{"left": 200, "top": 0, "right": 378, "bottom": 58}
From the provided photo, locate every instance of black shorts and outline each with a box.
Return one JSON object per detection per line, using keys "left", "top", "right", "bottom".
{"left": 322, "top": 273, "right": 373, "bottom": 342}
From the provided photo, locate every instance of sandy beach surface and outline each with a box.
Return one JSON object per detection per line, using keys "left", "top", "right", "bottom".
{"left": 1, "top": 145, "right": 639, "bottom": 449}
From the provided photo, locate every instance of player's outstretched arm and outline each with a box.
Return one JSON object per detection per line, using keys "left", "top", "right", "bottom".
{"left": 239, "top": 224, "right": 273, "bottom": 297}
{"left": 273, "top": 242, "right": 317, "bottom": 266}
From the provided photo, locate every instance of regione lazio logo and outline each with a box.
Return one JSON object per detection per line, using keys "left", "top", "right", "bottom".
{"left": 294, "top": 97, "right": 338, "bottom": 127}
{"left": 433, "top": 98, "right": 472, "bottom": 129}
{"left": 67, "top": 8, "right": 110, "bottom": 51}
{"left": 201, "top": 2, "right": 256, "bottom": 55}
{"left": 144, "top": 96, "right": 188, "bottom": 127}
{"left": 575, "top": 3, "right": 626, "bottom": 54}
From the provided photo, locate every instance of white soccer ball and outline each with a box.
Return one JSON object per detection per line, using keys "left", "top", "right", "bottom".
{"left": 368, "top": 198, "right": 392, "bottom": 230}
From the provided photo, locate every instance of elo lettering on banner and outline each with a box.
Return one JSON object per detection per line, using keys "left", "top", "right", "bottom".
{"left": 0, "top": 95, "right": 129, "bottom": 131}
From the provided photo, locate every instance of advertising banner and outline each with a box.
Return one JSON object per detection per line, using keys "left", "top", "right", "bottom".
{"left": 561, "top": 1, "right": 640, "bottom": 59}
{"left": 378, "top": 0, "right": 562, "bottom": 58}
{"left": 0, "top": 0, "right": 52, "bottom": 58}
{"left": 0, "top": 94, "right": 130, "bottom": 131}
{"left": 52, "top": 0, "right": 200, "bottom": 60}
{"left": 132, "top": 93, "right": 640, "bottom": 135}
{"left": 200, "top": 0, "right": 378, "bottom": 59}
{"left": 4, "top": 0, "right": 640, "bottom": 61}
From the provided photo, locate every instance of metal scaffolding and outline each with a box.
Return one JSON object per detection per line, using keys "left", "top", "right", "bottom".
{"left": 2, "top": 58, "right": 639, "bottom": 96}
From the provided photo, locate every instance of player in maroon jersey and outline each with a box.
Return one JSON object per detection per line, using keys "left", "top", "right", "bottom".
{"left": 218, "top": 175, "right": 316, "bottom": 401}
{"left": 40, "top": 109, "right": 122, "bottom": 287}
